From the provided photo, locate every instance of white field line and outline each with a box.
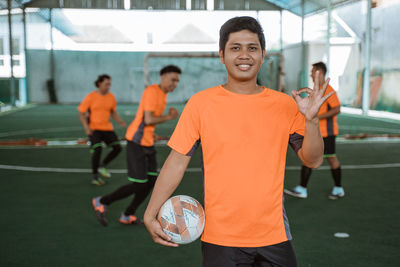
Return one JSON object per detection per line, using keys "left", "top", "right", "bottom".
{"left": 0, "top": 104, "right": 36, "bottom": 117}
{"left": 339, "top": 125, "right": 400, "bottom": 134}
{"left": 0, "top": 163, "right": 400, "bottom": 174}
{"left": 0, "top": 127, "right": 82, "bottom": 138}
{"left": 1, "top": 136, "right": 400, "bottom": 151}
{"left": 341, "top": 107, "right": 400, "bottom": 122}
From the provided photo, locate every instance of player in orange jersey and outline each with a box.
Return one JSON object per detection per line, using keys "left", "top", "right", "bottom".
{"left": 78, "top": 74, "right": 126, "bottom": 186}
{"left": 144, "top": 17, "right": 334, "bottom": 267}
{"left": 92, "top": 66, "right": 181, "bottom": 225}
{"left": 285, "top": 62, "right": 344, "bottom": 200}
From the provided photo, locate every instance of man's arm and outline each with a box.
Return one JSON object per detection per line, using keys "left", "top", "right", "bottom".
{"left": 297, "top": 118, "right": 324, "bottom": 168}
{"left": 144, "top": 108, "right": 179, "bottom": 126}
{"left": 111, "top": 110, "right": 126, "bottom": 127}
{"left": 144, "top": 150, "right": 191, "bottom": 247}
{"left": 292, "top": 72, "right": 334, "bottom": 169}
{"left": 318, "top": 106, "right": 340, "bottom": 120}
{"left": 78, "top": 112, "right": 92, "bottom": 136}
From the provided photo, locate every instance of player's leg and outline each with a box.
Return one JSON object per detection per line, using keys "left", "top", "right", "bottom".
{"left": 325, "top": 136, "right": 344, "bottom": 200}
{"left": 254, "top": 241, "right": 298, "bottom": 267}
{"left": 92, "top": 181, "right": 139, "bottom": 227}
{"left": 91, "top": 141, "right": 146, "bottom": 226}
{"left": 100, "top": 141, "right": 146, "bottom": 206}
{"left": 99, "top": 131, "right": 122, "bottom": 178}
{"left": 201, "top": 242, "right": 256, "bottom": 267}
{"left": 284, "top": 165, "right": 311, "bottom": 199}
{"left": 121, "top": 145, "right": 158, "bottom": 224}
{"left": 90, "top": 131, "right": 105, "bottom": 185}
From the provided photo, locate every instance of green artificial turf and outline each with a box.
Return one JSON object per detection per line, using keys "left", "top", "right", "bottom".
{"left": 0, "top": 105, "right": 399, "bottom": 266}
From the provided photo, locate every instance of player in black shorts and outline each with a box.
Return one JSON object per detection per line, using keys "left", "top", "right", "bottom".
{"left": 91, "top": 66, "right": 181, "bottom": 225}
{"left": 202, "top": 241, "right": 298, "bottom": 267}
{"left": 78, "top": 74, "right": 126, "bottom": 185}
{"left": 285, "top": 62, "right": 344, "bottom": 200}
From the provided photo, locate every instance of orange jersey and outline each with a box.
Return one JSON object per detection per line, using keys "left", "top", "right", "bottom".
{"left": 168, "top": 85, "right": 305, "bottom": 247}
{"left": 125, "top": 84, "right": 167, "bottom": 146}
{"left": 77, "top": 91, "right": 116, "bottom": 131}
{"left": 318, "top": 85, "right": 340, "bottom": 137}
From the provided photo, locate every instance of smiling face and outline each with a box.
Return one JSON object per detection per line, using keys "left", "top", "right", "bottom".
{"left": 219, "top": 30, "right": 265, "bottom": 83}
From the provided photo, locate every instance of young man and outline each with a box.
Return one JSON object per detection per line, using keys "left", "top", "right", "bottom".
{"left": 92, "top": 65, "right": 181, "bottom": 226}
{"left": 284, "top": 62, "right": 344, "bottom": 200}
{"left": 143, "top": 17, "right": 334, "bottom": 267}
{"left": 78, "top": 74, "right": 126, "bottom": 186}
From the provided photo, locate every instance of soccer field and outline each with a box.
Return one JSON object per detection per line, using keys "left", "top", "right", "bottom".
{"left": 1, "top": 105, "right": 400, "bottom": 266}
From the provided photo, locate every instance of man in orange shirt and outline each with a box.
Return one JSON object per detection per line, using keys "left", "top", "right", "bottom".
{"left": 92, "top": 65, "right": 180, "bottom": 225}
{"left": 143, "top": 17, "right": 334, "bottom": 266}
{"left": 78, "top": 74, "right": 126, "bottom": 186}
{"left": 285, "top": 62, "right": 344, "bottom": 200}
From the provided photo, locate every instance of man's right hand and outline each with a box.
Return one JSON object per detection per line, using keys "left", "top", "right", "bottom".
{"left": 168, "top": 108, "right": 179, "bottom": 120}
{"left": 144, "top": 217, "right": 179, "bottom": 247}
{"left": 85, "top": 127, "right": 93, "bottom": 136}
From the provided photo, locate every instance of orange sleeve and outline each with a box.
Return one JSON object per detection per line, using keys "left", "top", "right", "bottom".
{"left": 142, "top": 88, "right": 158, "bottom": 112}
{"left": 326, "top": 87, "right": 341, "bottom": 108}
{"left": 168, "top": 96, "right": 201, "bottom": 156}
{"left": 77, "top": 94, "right": 91, "bottom": 113}
{"left": 289, "top": 100, "right": 305, "bottom": 136}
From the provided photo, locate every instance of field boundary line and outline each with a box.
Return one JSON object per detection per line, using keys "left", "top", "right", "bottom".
{"left": 0, "top": 104, "right": 37, "bottom": 117}
{"left": 1, "top": 163, "right": 400, "bottom": 174}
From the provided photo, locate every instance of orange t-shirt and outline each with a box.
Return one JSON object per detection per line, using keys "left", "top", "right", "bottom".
{"left": 318, "top": 85, "right": 340, "bottom": 137}
{"left": 168, "top": 85, "right": 305, "bottom": 247}
{"left": 125, "top": 84, "right": 167, "bottom": 147}
{"left": 77, "top": 91, "right": 116, "bottom": 131}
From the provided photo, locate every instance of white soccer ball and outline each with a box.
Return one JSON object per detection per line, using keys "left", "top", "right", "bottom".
{"left": 157, "top": 195, "right": 205, "bottom": 244}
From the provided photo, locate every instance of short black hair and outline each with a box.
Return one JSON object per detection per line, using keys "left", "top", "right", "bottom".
{"left": 312, "top": 62, "right": 327, "bottom": 75}
{"left": 219, "top": 16, "right": 266, "bottom": 54}
{"left": 160, "top": 65, "right": 182, "bottom": 76}
{"left": 94, "top": 74, "right": 111, "bottom": 87}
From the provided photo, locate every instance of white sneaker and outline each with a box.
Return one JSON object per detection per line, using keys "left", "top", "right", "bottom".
{"left": 284, "top": 185, "right": 308, "bottom": 199}
{"left": 329, "top": 186, "right": 345, "bottom": 200}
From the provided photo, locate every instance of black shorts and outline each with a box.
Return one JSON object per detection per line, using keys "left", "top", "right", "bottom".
{"left": 323, "top": 136, "right": 336, "bottom": 156}
{"left": 126, "top": 141, "right": 158, "bottom": 182}
{"left": 89, "top": 130, "right": 120, "bottom": 151}
{"left": 202, "top": 241, "right": 298, "bottom": 267}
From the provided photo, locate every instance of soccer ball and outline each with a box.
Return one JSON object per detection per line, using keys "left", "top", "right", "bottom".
{"left": 157, "top": 195, "right": 205, "bottom": 244}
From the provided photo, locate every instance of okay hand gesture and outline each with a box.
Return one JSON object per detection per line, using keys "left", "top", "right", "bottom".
{"left": 291, "top": 71, "right": 334, "bottom": 121}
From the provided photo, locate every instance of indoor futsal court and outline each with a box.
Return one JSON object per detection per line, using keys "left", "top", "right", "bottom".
{"left": 1, "top": 0, "right": 400, "bottom": 266}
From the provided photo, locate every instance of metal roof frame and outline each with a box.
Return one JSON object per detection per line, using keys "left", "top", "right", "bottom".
{"left": 1, "top": 0, "right": 362, "bottom": 17}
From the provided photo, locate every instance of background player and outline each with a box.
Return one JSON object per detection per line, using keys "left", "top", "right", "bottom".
{"left": 285, "top": 62, "right": 344, "bottom": 200}
{"left": 78, "top": 74, "right": 126, "bottom": 186}
{"left": 92, "top": 65, "right": 181, "bottom": 225}
{"left": 143, "top": 17, "right": 334, "bottom": 267}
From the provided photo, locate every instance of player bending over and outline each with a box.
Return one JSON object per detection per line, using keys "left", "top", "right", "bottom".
{"left": 285, "top": 62, "right": 344, "bottom": 200}
{"left": 143, "top": 17, "right": 335, "bottom": 267}
{"left": 92, "top": 65, "right": 181, "bottom": 225}
{"left": 78, "top": 74, "right": 126, "bottom": 186}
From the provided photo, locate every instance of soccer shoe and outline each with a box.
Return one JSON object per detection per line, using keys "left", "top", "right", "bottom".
{"left": 91, "top": 178, "right": 105, "bottom": 186}
{"left": 284, "top": 185, "right": 308, "bottom": 199}
{"left": 92, "top": 197, "right": 108, "bottom": 226}
{"left": 329, "top": 186, "right": 345, "bottom": 200}
{"left": 98, "top": 167, "right": 111, "bottom": 178}
{"left": 119, "top": 213, "right": 144, "bottom": 225}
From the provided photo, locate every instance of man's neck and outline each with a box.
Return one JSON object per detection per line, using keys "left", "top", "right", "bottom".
{"left": 158, "top": 84, "right": 168, "bottom": 93}
{"left": 97, "top": 89, "right": 107, "bottom": 95}
{"left": 223, "top": 77, "right": 262, "bottom": 95}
